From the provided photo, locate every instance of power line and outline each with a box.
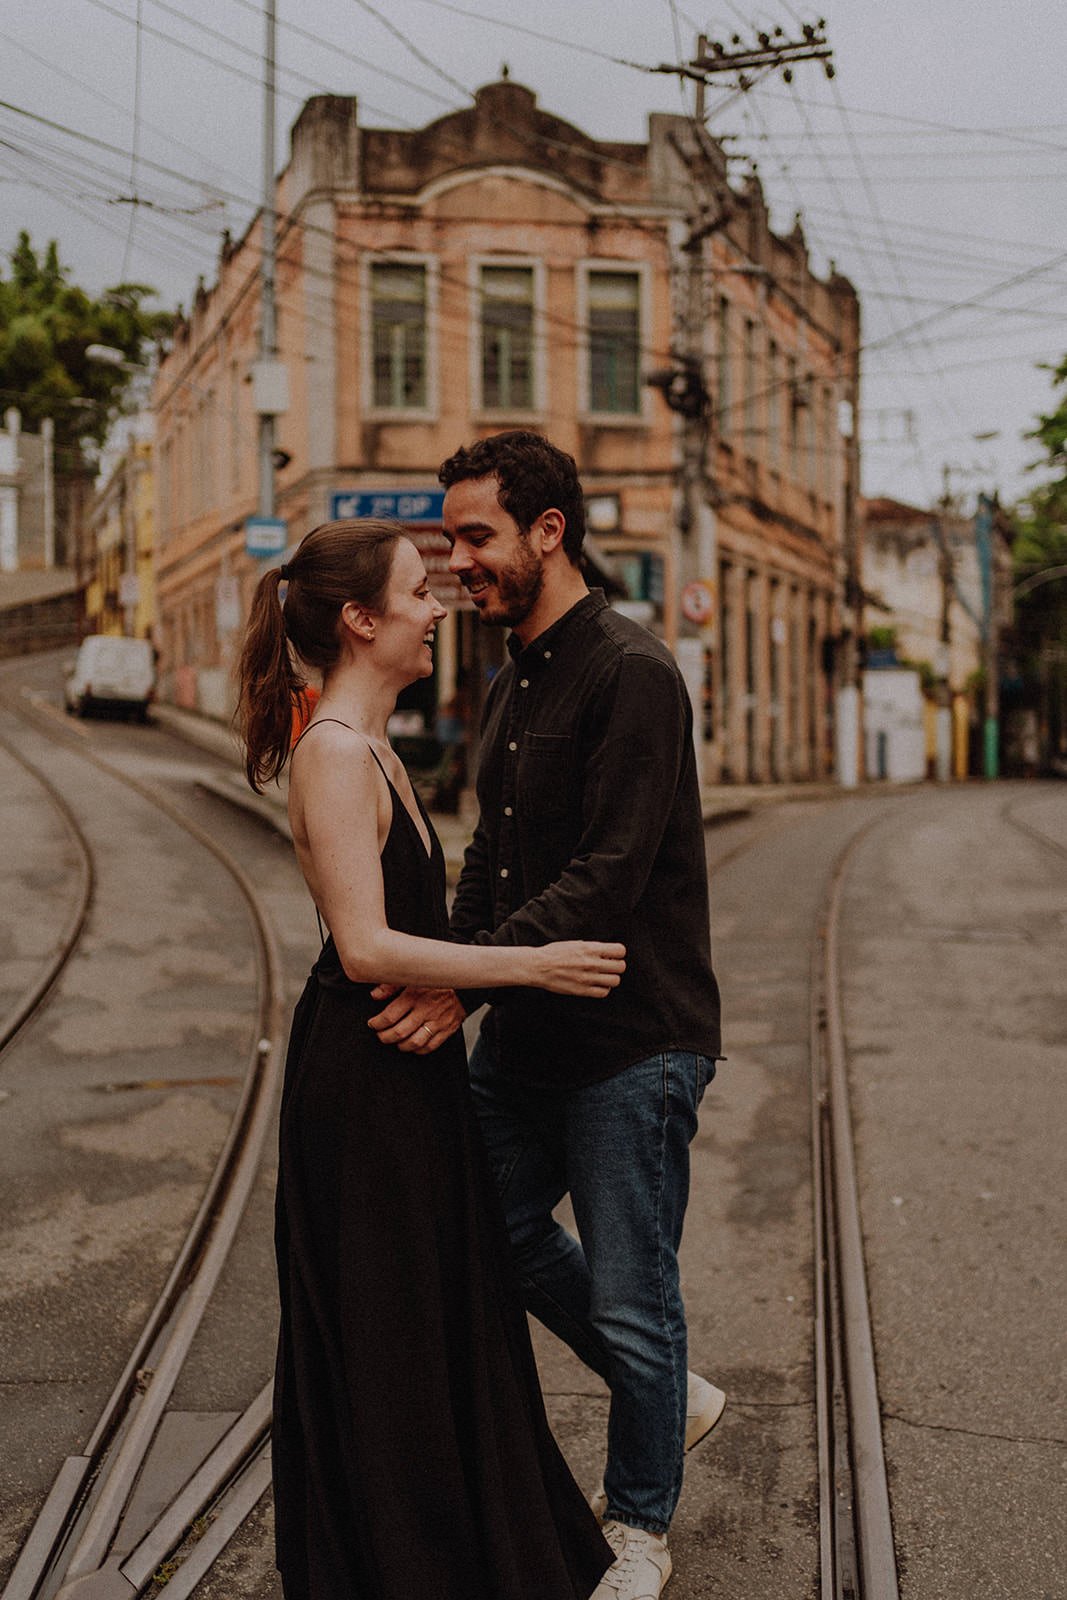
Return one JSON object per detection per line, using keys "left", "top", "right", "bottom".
{"left": 0, "top": 97, "right": 684, "bottom": 374}
{"left": 82, "top": 0, "right": 410, "bottom": 125}
{"left": 119, "top": 0, "right": 145, "bottom": 282}
{"left": 864, "top": 247, "right": 1067, "bottom": 354}
{"left": 349, "top": 0, "right": 472, "bottom": 103}
{"left": 0, "top": 22, "right": 253, "bottom": 204}
{"left": 758, "top": 86, "right": 1067, "bottom": 154}
{"left": 400, "top": 0, "right": 658, "bottom": 71}
{"left": 219, "top": 0, "right": 456, "bottom": 108}
{"left": 827, "top": 72, "right": 972, "bottom": 448}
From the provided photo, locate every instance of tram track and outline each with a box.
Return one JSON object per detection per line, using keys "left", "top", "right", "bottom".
{"left": 0, "top": 730, "right": 94, "bottom": 1063}
{"left": 809, "top": 814, "right": 901, "bottom": 1600}
{"left": 704, "top": 788, "right": 905, "bottom": 1598}
{"left": 1001, "top": 790, "right": 1067, "bottom": 864}
{"left": 0, "top": 683, "right": 285, "bottom": 1600}
{"left": 798, "top": 780, "right": 1064, "bottom": 1599}
{"left": 2, "top": 653, "right": 911, "bottom": 1599}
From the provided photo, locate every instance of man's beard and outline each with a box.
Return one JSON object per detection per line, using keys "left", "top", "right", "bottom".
{"left": 471, "top": 542, "right": 544, "bottom": 628}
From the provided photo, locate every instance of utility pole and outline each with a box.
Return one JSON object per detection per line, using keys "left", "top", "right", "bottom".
{"left": 246, "top": 0, "right": 289, "bottom": 560}
{"left": 837, "top": 375, "right": 863, "bottom": 787}
{"left": 932, "top": 466, "right": 954, "bottom": 781}
{"left": 975, "top": 491, "right": 999, "bottom": 778}
{"left": 648, "top": 23, "right": 835, "bottom": 785}
{"left": 259, "top": 0, "right": 277, "bottom": 519}
{"left": 651, "top": 22, "right": 834, "bottom": 91}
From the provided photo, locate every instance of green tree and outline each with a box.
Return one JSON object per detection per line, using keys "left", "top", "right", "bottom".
{"left": 0, "top": 231, "right": 174, "bottom": 462}
{"left": 1015, "top": 355, "right": 1067, "bottom": 592}
{"left": 1010, "top": 354, "right": 1067, "bottom": 758}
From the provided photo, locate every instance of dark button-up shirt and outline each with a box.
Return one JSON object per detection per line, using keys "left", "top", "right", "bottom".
{"left": 450, "top": 590, "right": 721, "bottom": 1086}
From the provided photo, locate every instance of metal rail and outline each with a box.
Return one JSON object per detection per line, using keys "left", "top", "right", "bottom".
{"left": 812, "top": 818, "right": 901, "bottom": 1600}
{"left": 3, "top": 692, "right": 924, "bottom": 1598}
{"left": 0, "top": 728, "right": 94, "bottom": 1060}
{"left": 0, "top": 691, "right": 286, "bottom": 1600}
{"left": 1001, "top": 793, "right": 1067, "bottom": 865}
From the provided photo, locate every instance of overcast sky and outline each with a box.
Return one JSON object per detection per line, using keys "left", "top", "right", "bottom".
{"left": 2, "top": 0, "right": 1065, "bottom": 509}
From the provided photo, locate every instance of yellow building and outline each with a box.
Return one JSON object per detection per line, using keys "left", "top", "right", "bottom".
{"left": 86, "top": 430, "right": 155, "bottom": 640}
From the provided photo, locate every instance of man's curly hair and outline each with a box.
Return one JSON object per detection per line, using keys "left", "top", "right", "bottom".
{"left": 438, "top": 431, "right": 586, "bottom": 564}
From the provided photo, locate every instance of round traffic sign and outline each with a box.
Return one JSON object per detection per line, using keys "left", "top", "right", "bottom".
{"left": 681, "top": 579, "right": 716, "bottom": 626}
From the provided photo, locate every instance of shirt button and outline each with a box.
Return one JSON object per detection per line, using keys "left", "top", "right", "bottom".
{"left": 519, "top": 678, "right": 529, "bottom": 689}
{"left": 500, "top": 867, "right": 509, "bottom": 879}
{"left": 504, "top": 806, "right": 513, "bottom": 816}
{"left": 508, "top": 740, "right": 518, "bottom": 752}
{"left": 543, "top": 650, "right": 552, "bottom": 660}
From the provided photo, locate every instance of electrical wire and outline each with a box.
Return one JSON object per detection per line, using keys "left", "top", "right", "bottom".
{"left": 827, "top": 73, "right": 976, "bottom": 452}
{"left": 0, "top": 23, "right": 252, "bottom": 209}
{"left": 349, "top": 0, "right": 472, "bottom": 103}
{"left": 0, "top": 95, "right": 680, "bottom": 377}
{"left": 758, "top": 87, "right": 1067, "bottom": 155}
{"left": 863, "top": 246, "right": 1067, "bottom": 354}
{"left": 399, "top": 0, "right": 663, "bottom": 71}
{"left": 119, "top": 0, "right": 144, "bottom": 282}
{"left": 5, "top": 12, "right": 1053, "bottom": 504}
{"left": 218, "top": 0, "right": 456, "bottom": 108}
{"left": 82, "top": 0, "right": 411, "bottom": 125}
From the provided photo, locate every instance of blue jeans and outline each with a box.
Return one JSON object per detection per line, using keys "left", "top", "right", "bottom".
{"left": 469, "top": 1033, "right": 715, "bottom": 1535}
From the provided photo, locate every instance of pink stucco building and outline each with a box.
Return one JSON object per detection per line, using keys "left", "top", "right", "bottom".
{"left": 153, "top": 79, "right": 860, "bottom": 783}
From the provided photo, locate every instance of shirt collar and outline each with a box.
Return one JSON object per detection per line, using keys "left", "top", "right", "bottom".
{"left": 507, "top": 589, "right": 607, "bottom": 666}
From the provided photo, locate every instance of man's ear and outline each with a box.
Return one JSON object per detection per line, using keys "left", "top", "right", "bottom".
{"left": 536, "top": 507, "right": 566, "bottom": 556}
{"left": 341, "top": 600, "right": 376, "bottom": 641}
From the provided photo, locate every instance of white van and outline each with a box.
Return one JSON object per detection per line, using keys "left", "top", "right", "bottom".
{"left": 64, "top": 635, "right": 156, "bottom": 720}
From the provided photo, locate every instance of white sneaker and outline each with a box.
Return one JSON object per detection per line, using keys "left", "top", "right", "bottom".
{"left": 591, "top": 1522, "right": 672, "bottom": 1599}
{"left": 684, "top": 1372, "right": 727, "bottom": 1450}
{"left": 588, "top": 1371, "right": 726, "bottom": 1520}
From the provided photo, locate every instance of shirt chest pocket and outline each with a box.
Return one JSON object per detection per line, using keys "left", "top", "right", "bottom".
{"left": 516, "top": 732, "right": 573, "bottom": 819}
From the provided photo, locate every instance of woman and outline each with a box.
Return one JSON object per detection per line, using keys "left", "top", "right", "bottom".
{"left": 237, "top": 519, "right": 618, "bottom": 1600}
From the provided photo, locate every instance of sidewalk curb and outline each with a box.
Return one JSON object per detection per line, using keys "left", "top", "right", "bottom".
{"left": 152, "top": 701, "right": 244, "bottom": 765}
{"left": 195, "top": 772, "right": 293, "bottom": 842}
{"left": 153, "top": 700, "right": 884, "bottom": 859}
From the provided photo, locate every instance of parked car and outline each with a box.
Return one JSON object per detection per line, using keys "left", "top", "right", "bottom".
{"left": 64, "top": 635, "right": 156, "bottom": 721}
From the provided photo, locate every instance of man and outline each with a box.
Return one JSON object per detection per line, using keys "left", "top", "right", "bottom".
{"left": 370, "top": 431, "right": 723, "bottom": 1599}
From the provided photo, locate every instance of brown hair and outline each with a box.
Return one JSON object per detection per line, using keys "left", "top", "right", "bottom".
{"left": 236, "top": 518, "right": 401, "bottom": 791}
{"left": 439, "top": 430, "right": 586, "bottom": 563}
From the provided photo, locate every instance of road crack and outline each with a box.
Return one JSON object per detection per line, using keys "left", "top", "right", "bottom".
{"left": 882, "top": 1408, "right": 1065, "bottom": 1448}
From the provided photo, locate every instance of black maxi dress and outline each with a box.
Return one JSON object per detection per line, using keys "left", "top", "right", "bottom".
{"left": 272, "top": 757, "right": 612, "bottom": 1600}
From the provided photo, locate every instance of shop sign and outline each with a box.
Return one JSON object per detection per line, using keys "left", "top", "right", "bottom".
{"left": 245, "top": 516, "right": 288, "bottom": 559}
{"left": 330, "top": 490, "right": 446, "bottom": 524}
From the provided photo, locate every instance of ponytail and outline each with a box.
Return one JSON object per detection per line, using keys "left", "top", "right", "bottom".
{"left": 237, "top": 565, "right": 307, "bottom": 792}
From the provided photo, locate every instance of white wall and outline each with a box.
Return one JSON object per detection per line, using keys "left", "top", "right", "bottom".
{"left": 864, "top": 668, "right": 926, "bottom": 782}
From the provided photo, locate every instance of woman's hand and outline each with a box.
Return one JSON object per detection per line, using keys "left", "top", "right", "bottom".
{"left": 535, "top": 941, "right": 626, "bottom": 997}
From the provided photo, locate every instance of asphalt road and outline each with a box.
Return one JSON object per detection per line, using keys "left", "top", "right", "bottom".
{"left": 0, "top": 698, "right": 261, "bottom": 1581}
{"left": 1, "top": 653, "right": 1063, "bottom": 1599}
{"left": 839, "top": 785, "right": 1067, "bottom": 1600}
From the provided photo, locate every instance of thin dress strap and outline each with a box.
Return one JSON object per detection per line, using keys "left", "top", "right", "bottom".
{"left": 291, "top": 715, "right": 355, "bottom": 751}
{"left": 292, "top": 716, "right": 392, "bottom": 782}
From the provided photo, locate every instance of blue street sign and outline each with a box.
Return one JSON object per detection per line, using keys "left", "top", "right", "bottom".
{"left": 330, "top": 490, "right": 445, "bottom": 524}
{"left": 245, "top": 516, "right": 288, "bottom": 559}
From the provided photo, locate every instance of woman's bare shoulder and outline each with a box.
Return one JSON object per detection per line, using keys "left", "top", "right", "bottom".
{"left": 291, "top": 720, "right": 379, "bottom": 778}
